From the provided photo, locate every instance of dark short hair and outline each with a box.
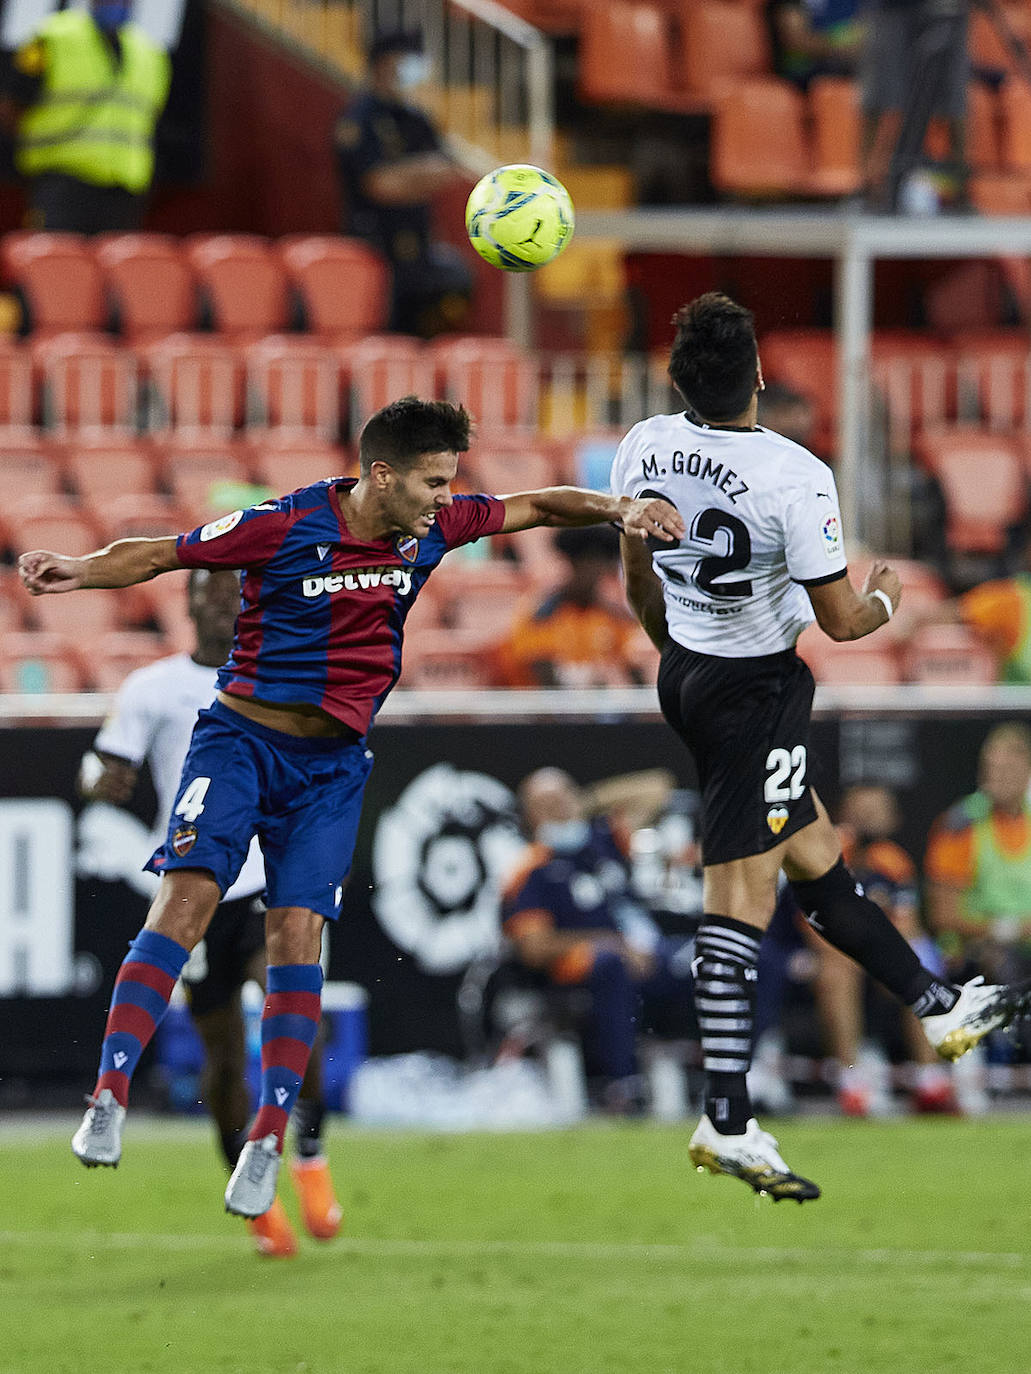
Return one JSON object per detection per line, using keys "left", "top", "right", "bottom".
{"left": 554, "top": 525, "right": 620, "bottom": 562}
{"left": 668, "top": 292, "right": 758, "bottom": 422}
{"left": 368, "top": 29, "right": 423, "bottom": 63}
{"left": 358, "top": 395, "right": 471, "bottom": 473}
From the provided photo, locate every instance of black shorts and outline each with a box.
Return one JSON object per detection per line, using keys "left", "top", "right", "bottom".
{"left": 180, "top": 893, "right": 266, "bottom": 1018}
{"left": 657, "top": 640, "right": 818, "bottom": 866}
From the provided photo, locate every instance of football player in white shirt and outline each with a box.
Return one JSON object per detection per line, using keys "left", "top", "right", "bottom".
{"left": 80, "top": 570, "right": 341, "bottom": 1256}
{"left": 612, "top": 293, "right": 1031, "bottom": 1200}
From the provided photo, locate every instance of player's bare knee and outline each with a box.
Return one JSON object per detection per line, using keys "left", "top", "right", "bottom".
{"left": 145, "top": 869, "right": 221, "bottom": 950}
{"left": 265, "top": 906, "right": 325, "bottom": 965}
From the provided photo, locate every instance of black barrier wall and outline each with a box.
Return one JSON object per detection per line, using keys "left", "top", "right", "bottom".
{"left": 0, "top": 711, "right": 1020, "bottom": 1085}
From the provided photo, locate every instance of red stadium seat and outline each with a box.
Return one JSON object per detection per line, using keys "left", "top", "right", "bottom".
{"left": 248, "top": 435, "right": 351, "bottom": 493}
{"left": 0, "top": 566, "right": 32, "bottom": 632}
{"left": 32, "top": 331, "right": 138, "bottom": 432}
{"left": 913, "top": 426, "right": 1027, "bottom": 553}
{"left": 427, "top": 561, "right": 532, "bottom": 634}
{"left": 337, "top": 334, "right": 435, "bottom": 436}
{"left": 159, "top": 445, "right": 252, "bottom": 525}
{"left": 758, "top": 329, "right": 836, "bottom": 451}
{"left": 677, "top": 1, "right": 770, "bottom": 102}
{"left": 711, "top": 79, "right": 811, "bottom": 199}
{"left": 141, "top": 334, "right": 246, "bottom": 435}
{"left": 3, "top": 495, "right": 101, "bottom": 559}
{"left": 796, "top": 625, "right": 903, "bottom": 684}
{"left": 464, "top": 439, "right": 559, "bottom": 492}
{"left": 429, "top": 335, "right": 539, "bottom": 430}
{"left": 0, "top": 630, "right": 89, "bottom": 692}
{"left": 577, "top": 1, "right": 689, "bottom": 111}
{"left": 87, "top": 630, "right": 167, "bottom": 693}
{"left": 951, "top": 329, "right": 1030, "bottom": 429}
{"left": 96, "top": 234, "right": 197, "bottom": 343}
{"left": 93, "top": 492, "right": 190, "bottom": 543}
{"left": 186, "top": 234, "right": 290, "bottom": 340}
{"left": 32, "top": 588, "right": 121, "bottom": 639}
{"left": 397, "top": 627, "right": 501, "bottom": 688}
{"left": 902, "top": 624, "right": 999, "bottom": 685}
{"left": 245, "top": 335, "right": 341, "bottom": 438}
{"left": 0, "top": 337, "right": 35, "bottom": 428}
{"left": 2, "top": 233, "right": 107, "bottom": 335}
{"left": 808, "top": 78, "right": 862, "bottom": 197}
{"left": 0, "top": 445, "right": 62, "bottom": 504}
{"left": 279, "top": 237, "right": 390, "bottom": 340}
{"left": 64, "top": 438, "right": 158, "bottom": 505}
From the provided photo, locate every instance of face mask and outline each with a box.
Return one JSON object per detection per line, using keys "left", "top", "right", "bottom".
{"left": 94, "top": 3, "right": 131, "bottom": 32}
{"left": 537, "top": 820, "right": 590, "bottom": 854}
{"left": 396, "top": 53, "right": 430, "bottom": 90}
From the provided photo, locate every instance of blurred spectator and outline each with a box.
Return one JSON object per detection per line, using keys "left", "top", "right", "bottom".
{"left": 502, "top": 767, "right": 694, "bottom": 1112}
{"left": 766, "top": 0, "right": 864, "bottom": 91}
{"left": 495, "top": 526, "right": 643, "bottom": 687}
{"left": 861, "top": 0, "right": 969, "bottom": 211}
{"left": 807, "top": 785, "right": 957, "bottom": 1115}
{"left": 925, "top": 723, "right": 1031, "bottom": 984}
{"left": 0, "top": 1, "right": 171, "bottom": 232}
{"left": 334, "top": 29, "right": 473, "bottom": 337}
{"left": 756, "top": 379, "right": 818, "bottom": 447}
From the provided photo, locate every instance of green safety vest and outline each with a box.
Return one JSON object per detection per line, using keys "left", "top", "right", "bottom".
{"left": 16, "top": 12, "right": 170, "bottom": 194}
{"left": 1001, "top": 575, "right": 1031, "bottom": 684}
{"left": 961, "top": 792, "right": 1031, "bottom": 940}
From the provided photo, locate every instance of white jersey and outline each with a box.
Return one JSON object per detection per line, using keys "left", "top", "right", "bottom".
{"left": 94, "top": 653, "right": 266, "bottom": 901}
{"left": 610, "top": 412, "right": 847, "bottom": 657}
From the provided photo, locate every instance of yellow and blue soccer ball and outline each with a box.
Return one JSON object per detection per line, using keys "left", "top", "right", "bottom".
{"left": 465, "top": 164, "right": 575, "bottom": 272}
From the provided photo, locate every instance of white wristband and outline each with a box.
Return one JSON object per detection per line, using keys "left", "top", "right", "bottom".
{"left": 871, "top": 588, "right": 893, "bottom": 622}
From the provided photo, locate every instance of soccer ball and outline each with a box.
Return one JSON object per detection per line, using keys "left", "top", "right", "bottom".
{"left": 465, "top": 164, "right": 574, "bottom": 272}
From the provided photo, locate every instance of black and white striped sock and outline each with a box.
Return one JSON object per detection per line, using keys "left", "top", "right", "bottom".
{"left": 694, "top": 915, "right": 762, "bottom": 1136}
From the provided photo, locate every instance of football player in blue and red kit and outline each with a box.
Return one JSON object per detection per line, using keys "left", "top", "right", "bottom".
{"left": 19, "top": 395, "right": 684, "bottom": 1223}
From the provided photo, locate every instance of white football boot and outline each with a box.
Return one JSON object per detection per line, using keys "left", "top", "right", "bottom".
{"left": 225, "top": 1134, "right": 282, "bottom": 1218}
{"left": 71, "top": 1089, "right": 126, "bottom": 1167}
{"left": 688, "top": 1114, "right": 820, "bottom": 1202}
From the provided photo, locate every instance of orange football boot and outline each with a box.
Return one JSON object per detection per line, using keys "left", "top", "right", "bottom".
{"left": 289, "top": 1155, "right": 342, "bottom": 1239}
{"left": 246, "top": 1197, "right": 298, "bottom": 1257}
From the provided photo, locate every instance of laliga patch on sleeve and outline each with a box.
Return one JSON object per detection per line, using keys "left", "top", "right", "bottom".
{"left": 199, "top": 510, "right": 243, "bottom": 542}
{"left": 821, "top": 512, "right": 842, "bottom": 559}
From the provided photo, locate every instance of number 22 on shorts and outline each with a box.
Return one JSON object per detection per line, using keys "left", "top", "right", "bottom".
{"left": 764, "top": 746, "right": 806, "bottom": 803}
{"left": 175, "top": 776, "right": 211, "bottom": 823}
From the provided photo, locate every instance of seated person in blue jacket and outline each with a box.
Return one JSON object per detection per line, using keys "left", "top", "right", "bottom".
{"left": 502, "top": 767, "right": 694, "bottom": 1111}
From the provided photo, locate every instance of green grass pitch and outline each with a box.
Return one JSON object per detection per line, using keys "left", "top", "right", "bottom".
{"left": 2, "top": 1113, "right": 1029, "bottom": 1374}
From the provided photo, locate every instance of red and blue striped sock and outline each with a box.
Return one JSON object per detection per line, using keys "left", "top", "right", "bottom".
{"left": 248, "top": 964, "right": 323, "bottom": 1153}
{"left": 95, "top": 929, "right": 190, "bottom": 1107}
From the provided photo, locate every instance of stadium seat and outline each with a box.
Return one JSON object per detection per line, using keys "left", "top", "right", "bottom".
{"left": 871, "top": 332, "right": 953, "bottom": 442}
{"left": 796, "top": 626, "right": 903, "bottom": 684}
{"left": 131, "top": 570, "right": 194, "bottom": 653}
{"left": 64, "top": 438, "right": 158, "bottom": 506}
{"left": 999, "top": 79, "right": 1031, "bottom": 172}
{"left": 2, "top": 233, "right": 107, "bottom": 335}
{"left": 577, "top": 1, "right": 692, "bottom": 111}
{"left": 96, "top": 234, "right": 198, "bottom": 343}
{"left": 465, "top": 440, "right": 559, "bottom": 492}
{"left": 93, "top": 492, "right": 189, "bottom": 543}
{"left": 0, "top": 445, "right": 62, "bottom": 504}
{"left": 141, "top": 334, "right": 246, "bottom": 435}
{"left": 0, "top": 566, "right": 31, "bottom": 632}
{"left": 968, "top": 171, "right": 1031, "bottom": 215}
{"left": 32, "top": 332, "right": 138, "bottom": 432}
{"left": 159, "top": 445, "right": 253, "bottom": 525}
{"left": 248, "top": 435, "right": 351, "bottom": 492}
{"left": 971, "top": 4, "right": 1031, "bottom": 84}
{"left": 677, "top": 1, "right": 771, "bottom": 103}
{"left": 397, "top": 627, "right": 501, "bottom": 688}
{"left": 902, "top": 623, "right": 998, "bottom": 685}
{"left": 186, "top": 235, "right": 290, "bottom": 340}
{"left": 758, "top": 329, "right": 835, "bottom": 450}
{"left": 913, "top": 426, "right": 1027, "bottom": 553}
{"left": 967, "top": 83, "right": 1002, "bottom": 174}
{"left": 2, "top": 495, "right": 101, "bottom": 560}
{"left": 31, "top": 588, "right": 121, "bottom": 640}
{"left": 430, "top": 336, "right": 539, "bottom": 430}
{"left": 0, "top": 630, "right": 89, "bottom": 693}
{"left": 0, "top": 338, "right": 35, "bottom": 428}
{"left": 710, "top": 80, "right": 811, "bottom": 199}
{"left": 808, "top": 78, "right": 862, "bottom": 197}
{"left": 87, "top": 630, "right": 167, "bottom": 693}
{"left": 336, "top": 334, "right": 435, "bottom": 436}
{"left": 279, "top": 237, "right": 390, "bottom": 340}
{"left": 427, "top": 561, "right": 532, "bottom": 634}
{"left": 951, "top": 329, "right": 1030, "bottom": 428}
{"left": 245, "top": 335, "right": 341, "bottom": 438}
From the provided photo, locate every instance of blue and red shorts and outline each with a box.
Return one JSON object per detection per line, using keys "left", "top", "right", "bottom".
{"left": 147, "top": 699, "right": 373, "bottom": 920}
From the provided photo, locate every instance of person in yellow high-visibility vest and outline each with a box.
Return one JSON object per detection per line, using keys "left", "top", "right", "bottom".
{"left": 1, "top": 2, "right": 170, "bottom": 233}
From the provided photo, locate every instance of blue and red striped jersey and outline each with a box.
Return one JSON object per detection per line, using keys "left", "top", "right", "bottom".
{"left": 175, "top": 478, "right": 505, "bottom": 734}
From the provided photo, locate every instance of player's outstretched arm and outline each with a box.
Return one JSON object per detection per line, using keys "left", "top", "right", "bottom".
{"left": 806, "top": 559, "right": 902, "bottom": 641}
{"left": 19, "top": 536, "right": 181, "bottom": 595}
{"left": 498, "top": 487, "right": 685, "bottom": 542}
{"left": 621, "top": 532, "right": 669, "bottom": 650}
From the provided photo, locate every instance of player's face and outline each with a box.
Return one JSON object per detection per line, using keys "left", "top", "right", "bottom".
{"left": 386, "top": 451, "right": 458, "bottom": 536}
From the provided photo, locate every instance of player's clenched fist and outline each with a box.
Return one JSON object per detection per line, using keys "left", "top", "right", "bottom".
{"left": 18, "top": 549, "right": 86, "bottom": 595}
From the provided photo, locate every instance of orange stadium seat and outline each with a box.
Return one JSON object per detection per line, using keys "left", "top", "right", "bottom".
{"left": 711, "top": 79, "right": 810, "bottom": 198}
{"left": 0, "top": 338, "right": 35, "bottom": 428}
{"left": 430, "top": 336, "right": 539, "bottom": 430}
{"left": 577, "top": 1, "right": 687, "bottom": 110}
{"left": 0, "top": 566, "right": 32, "bottom": 632}
{"left": 871, "top": 332, "right": 953, "bottom": 439}
{"left": 0, "top": 445, "right": 61, "bottom": 504}
{"left": 96, "top": 234, "right": 197, "bottom": 343}
{"left": 246, "top": 335, "right": 340, "bottom": 438}
{"left": 64, "top": 438, "right": 158, "bottom": 505}
{"left": 428, "top": 561, "right": 532, "bottom": 634}
{"left": 0, "top": 631, "right": 89, "bottom": 692}
{"left": 808, "top": 78, "right": 862, "bottom": 197}
{"left": 93, "top": 492, "right": 189, "bottom": 543}
{"left": 951, "top": 329, "right": 1030, "bottom": 428}
{"left": 914, "top": 426, "right": 1027, "bottom": 553}
{"left": 159, "top": 445, "right": 252, "bottom": 525}
{"left": 971, "top": 3, "right": 1031, "bottom": 82}
{"left": 968, "top": 171, "right": 1031, "bottom": 215}
{"left": 758, "top": 328, "right": 835, "bottom": 449}
{"left": 32, "top": 332, "right": 138, "bottom": 432}
{"left": 248, "top": 435, "right": 351, "bottom": 492}
{"left": 2, "top": 233, "right": 107, "bottom": 335}
{"left": 967, "top": 83, "right": 1002, "bottom": 174}
{"left": 337, "top": 334, "right": 435, "bottom": 435}
{"left": 141, "top": 334, "right": 246, "bottom": 435}
{"left": 131, "top": 570, "right": 193, "bottom": 653}
{"left": 398, "top": 627, "right": 500, "bottom": 688}
{"left": 902, "top": 624, "right": 999, "bottom": 685}
{"left": 87, "top": 630, "right": 167, "bottom": 693}
{"left": 677, "top": 1, "right": 770, "bottom": 102}
{"left": 3, "top": 495, "right": 101, "bottom": 559}
{"left": 999, "top": 79, "right": 1031, "bottom": 172}
{"left": 796, "top": 625, "right": 903, "bottom": 684}
{"left": 465, "top": 440, "right": 559, "bottom": 492}
{"left": 32, "top": 588, "right": 121, "bottom": 639}
{"left": 279, "top": 237, "right": 389, "bottom": 340}
{"left": 187, "top": 235, "right": 290, "bottom": 340}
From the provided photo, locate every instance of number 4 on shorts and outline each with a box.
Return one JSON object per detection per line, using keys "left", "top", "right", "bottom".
{"left": 175, "top": 776, "right": 211, "bottom": 823}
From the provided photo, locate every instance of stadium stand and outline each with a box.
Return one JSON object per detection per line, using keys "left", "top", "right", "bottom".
{"left": 279, "top": 236, "right": 389, "bottom": 340}
{"left": 140, "top": 333, "right": 246, "bottom": 435}
{"left": 2, "top": 233, "right": 107, "bottom": 335}
{"left": 32, "top": 331, "right": 138, "bottom": 432}
{"left": 245, "top": 334, "right": 340, "bottom": 437}
{"left": 97, "top": 234, "right": 198, "bottom": 343}
{"left": 0, "top": 630, "right": 88, "bottom": 693}
{"left": 913, "top": 427, "right": 1028, "bottom": 554}
{"left": 902, "top": 623, "right": 999, "bottom": 685}
{"left": 186, "top": 234, "right": 291, "bottom": 340}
